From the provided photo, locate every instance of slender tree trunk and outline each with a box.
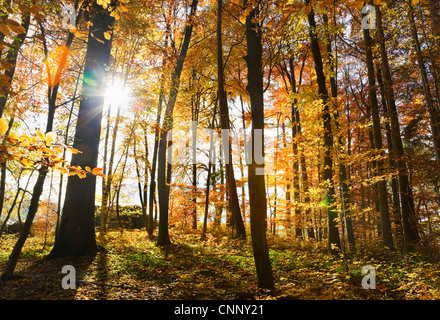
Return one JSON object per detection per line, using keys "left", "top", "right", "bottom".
{"left": 157, "top": 0, "right": 198, "bottom": 246}
{"left": 217, "top": 0, "right": 246, "bottom": 239}
{"left": 306, "top": 0, "right": 341, "bottom": 254}
{"left": 201, "top": 103, "right": 218, "bottom": 240}
{"left": 288, "top": 60, "right": 302, "bottom": 238}
{"left": 407, "top": 0, "right": 440, "bottom": 163}
{"left": 244, "top": 0, "right": 274, "bottom": 293}
{"left": 323, "top": 13, "right": 356, "bottom": 251}
{"left": 0, "top": 11, "right": 30, "bottom": 220}
{"left": 0, "top": 117, "right": 14, "bottom": 221}
{"left": 2, "top": 4, "right": 83, "bottom": 276}
{"left": 190, "top": 84, "right": 199, "bottom": 230}
{"left": 374, "top": 3, "right": 420, "bottom": 251}
{"left": 101, "top": 96, "right": 122, "bottom": 233}
{"left": 48, "top": 3, "right": 115, "bottom": 258}
{"left": 362, "top": 4, "right": 394, "bottom": 249}
{"left": 0, "top": 10, "right": 30, "bottom": 117}
{"left": 376, "top": 65, "right": 403, "bottom": 236}
{"left": 0, "top": 168, "right": 22, "bottom": 238}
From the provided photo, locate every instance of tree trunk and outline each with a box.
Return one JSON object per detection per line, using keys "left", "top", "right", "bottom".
{"left": 101, "top": 92, "right": 122, "bottom": 232}
{"left": 407, "top": 0, "right": 440, "bottom": 163}
{"left": 323, "top": 13, "right": 356, "bottom": 251}
{"left": 306, "top": 0, "right": 341, "bottom": 254}
{"left": 201, "top": 103, "right": 218, "bottom": 240}
{"left": 2, "top": 3, "right": 83, "bottom": 276}
{"left": 48, "top": 3, "right": 115, "bottom": 258}
{"left": 0, "top": 10, "right": 30, "bottom": 117}
{"left": 376, "top": 65, "right": 403, "bottom": 236}
{"left": 362, "top": 4, "right": 394, "bottom": 249}
{"left": 374, "top": 3, "right": 420, "bottom": 251}
{"left": 244, "top": 0, "right": 274, "bottom": 293}
{"left": 157, "top": 0, "right": 198, "bottom": 246}
{"left": 217, "top": 0, "right": 246, "bottom": 239}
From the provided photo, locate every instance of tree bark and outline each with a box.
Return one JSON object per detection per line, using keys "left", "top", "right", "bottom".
{"left": 374, "top": 3, "right": 420, "bottom": 251}
{"left": 306, "top": 0, "right": 341, "bottom": 254}
{"left": 0, "top": 10, "right": 30, "bottom": 117}
{"left": 244, "top": 0, "right": 274, "bottom": 293}
{"left": 362, "top": 4, "right": 394, "bottom": 249}
{"left": 407, "top": 0, "right": 440, "bottom": 163}
{"left": 48, "top": 3, "right": 115, "bottom": 258}
{"left": 157, "top": 0, "right": 198, "bottom": 246}
{"left": 323, "top": 13, "right": 356, "bottom": 251}
{"left": 217, "top": 0, "right": 246, "bottom": 239}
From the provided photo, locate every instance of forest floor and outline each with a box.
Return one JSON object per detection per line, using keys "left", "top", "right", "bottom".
{"left": 1, "top": 229, "right": 440, "bottom": 300}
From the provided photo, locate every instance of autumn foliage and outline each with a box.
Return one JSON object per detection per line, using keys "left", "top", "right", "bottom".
{"left": 0, "top": 0, "right": 440, "bottom": 300}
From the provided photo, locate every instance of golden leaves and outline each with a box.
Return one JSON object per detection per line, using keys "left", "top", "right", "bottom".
{"left": 97, "top": 0, "right": 112, "bottom": 9}
{"left": 104, "top": 30, "right": 112, "bottom": 40}
{"left": 43, "top": 46, "right": 70, "bottom": 88}
{"left": 0, "top": 19, "right": 26, "bottom": 36}
{"left": 305, "top": 5, "right": 312, "bottom": 15}
{"left": 0, "top": 118, "right": 8, "bottom": 135}
{"left": 0, "top": 117, "right": 104, "bottom": 179}
{"left": 45, "top": 131, "right": 58, "bottom": 145}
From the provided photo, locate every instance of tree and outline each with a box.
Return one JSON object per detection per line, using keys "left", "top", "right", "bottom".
{"left": 373, "top": 2, "right": 420, "bottom": 251}
{"left": 48, "top": 1, "right": 116, "bottom": 258}
{"left": 244, "top": 0, "right": 275, "bottom": 293}
{"left": 217, "top": 0, "right": 246, "bottom": 239}
{"left": 305, "top": 0, "right": 340, "bottom": 254}
{"left": 406, "top": 0, "right": 440, "bottom": 163}
{"left": 157, "top": 0, "right": 198, "bottom": 246}
{"left": 1, "top": 1, "right": 83, "bottom": 278}
{"left": 361, "top": 2, "right": 394, "bottom": 249}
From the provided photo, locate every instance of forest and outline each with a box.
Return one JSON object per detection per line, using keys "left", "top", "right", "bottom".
{"left": 0, "top": 0, "right": 440, "bottom": 301}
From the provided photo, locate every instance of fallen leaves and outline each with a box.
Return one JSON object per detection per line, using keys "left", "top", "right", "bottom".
{"left": 1, "top": 230, "right": 439, "bottom": 300}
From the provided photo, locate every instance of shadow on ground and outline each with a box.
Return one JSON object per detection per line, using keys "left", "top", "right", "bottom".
{"left": 0, "top": 255, "right": 95, "bottom": 299}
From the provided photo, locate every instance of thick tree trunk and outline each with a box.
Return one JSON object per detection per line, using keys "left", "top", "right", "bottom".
{"left": 48, "top": 4, "right": 115, "bottom": 258}
{"left": 244, "top": 0, "right": 275, "bottom": 293}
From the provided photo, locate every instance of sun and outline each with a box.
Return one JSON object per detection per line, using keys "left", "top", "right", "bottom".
{"left": 104, "top": 79, "right": 132, "bottom": 114}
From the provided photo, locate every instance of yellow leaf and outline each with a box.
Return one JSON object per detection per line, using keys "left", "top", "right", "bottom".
{"left": 67, "top": 146, "right": 82, "bottom": 154}
{"left": 43, "top": 46, "right": 70, "bottom": 88}
{"left": 104, "top": 30, "right": 112, "bottom": 40}
{"left": 305, "top": 5, "right": 312, "bottom": 15}
{"left": 45, "top": 131, "right": 57, "bottom": 145}
{"left": 36, "top": 129, "right": 45, "bottom": 140}
{"left": 0, "top": 118, "right": 8, "bottom": 135}
{"left": 78, "top": 170, "right": 87, "bottom": 179}
{"left": 68, "top": 25, "right": 77, "bottom": 34}
{"left": 6, "top": 19, "right": 26, "bottom": 34}
{"left": 85, "top": 166, "right": 92, "bottom": 172}
{"left": 92, "top": 167, "right": 104, "bottom": 176}
{"left": 20, "top": 158, "right": 33, "bottom": 167}
{"left": 8, "top": 131, "right": 18, "bottom": 140}
{"left": 0, "top": 23, "right": 10, "bottom": 36}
